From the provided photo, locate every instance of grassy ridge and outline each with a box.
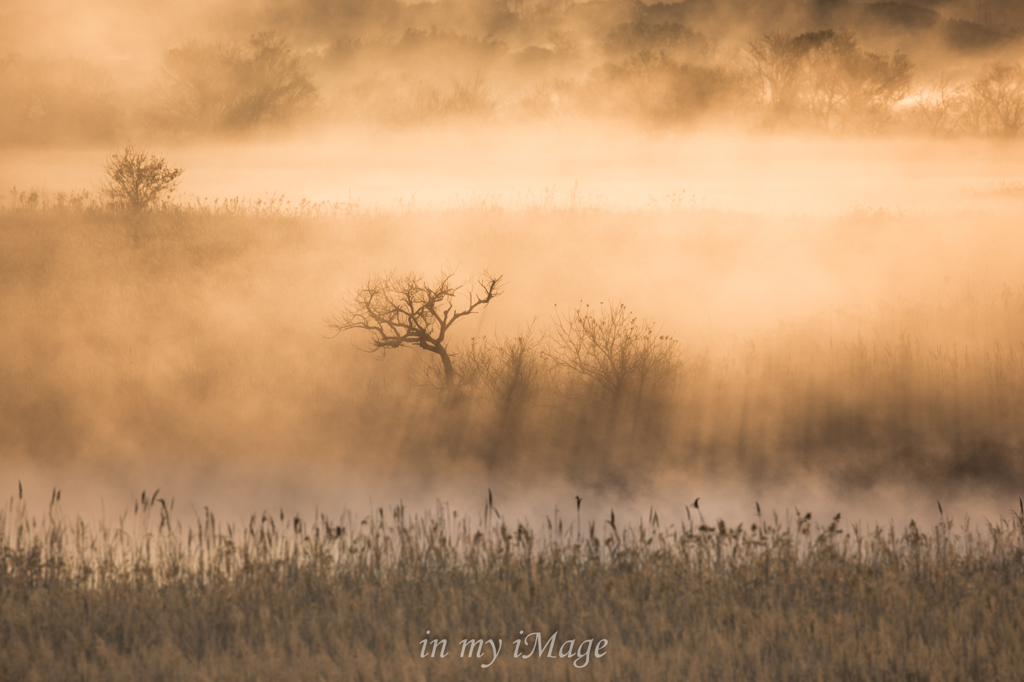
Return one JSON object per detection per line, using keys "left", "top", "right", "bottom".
{"left": 2, "top": 494, "right": 1024, "bottom": 681}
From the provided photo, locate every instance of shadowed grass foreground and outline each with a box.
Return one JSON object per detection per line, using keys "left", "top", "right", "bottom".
{"left": 2, "top": 494, "right": 1023, "bottom": 681}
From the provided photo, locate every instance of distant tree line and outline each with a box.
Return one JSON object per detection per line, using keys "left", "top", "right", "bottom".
{"left": 910, "top": 63, "right": 1024, "bottom": 137}
{"left": 160, "top": 32, "right": 317, "bottom": 134}
{"left": 3, "top": 1, "right": 1024, "bottom": 144}
{"left": 749, "top": 30, "right": 913, "bottom": 133}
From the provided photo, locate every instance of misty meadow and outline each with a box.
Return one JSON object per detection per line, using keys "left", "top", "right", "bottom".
{"left": 3, "top": 0, "right": 1024, "bottom": 680}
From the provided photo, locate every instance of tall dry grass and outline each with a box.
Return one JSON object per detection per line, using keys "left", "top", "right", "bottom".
{"left": 2, "top": 492, "right": 1023, "bottom": 680}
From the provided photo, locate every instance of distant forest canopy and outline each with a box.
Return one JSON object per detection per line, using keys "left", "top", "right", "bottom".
{"left": 3, "top": 0, "right": 1024, "bottom": 144}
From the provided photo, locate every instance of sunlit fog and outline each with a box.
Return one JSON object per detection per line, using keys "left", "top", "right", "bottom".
{"left": 5, "top": 2, "right": 1024, "bottom": 679}
{"left": 3, "top": 0, "right": 1024, "bottom": 529}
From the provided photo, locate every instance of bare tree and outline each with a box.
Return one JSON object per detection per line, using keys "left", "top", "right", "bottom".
{"left": 547, "top": 302, "right": 680, "bottom": 463}
{"left": 749, "top": 30, "right": 911, "bottom": 132}
{"left": 909, "top": 76, "right": 967, "bottom": 136}
{"left": 969, "top": 63, "right": 1024, "bottom": 137}
{"left": 163, "top": 32, "right": 317, "bottom": 133}
{"left": 749, "top": 32, "right": 808, "bottom": 121}
{"left": 329, "top": 269, "right": 503, "bottom": 387}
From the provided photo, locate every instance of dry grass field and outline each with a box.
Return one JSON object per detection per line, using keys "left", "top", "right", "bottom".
{"left": 3, "top": 489, "right": 1024, "bottom": 681}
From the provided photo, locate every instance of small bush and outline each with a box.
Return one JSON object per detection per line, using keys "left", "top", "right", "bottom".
{"left": 102, "top": 145, "right": 184, "bottom": 211}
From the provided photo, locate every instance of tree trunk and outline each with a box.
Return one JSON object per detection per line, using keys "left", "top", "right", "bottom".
{"left": 437, "top": 347, "right": 456, "bottom": 386}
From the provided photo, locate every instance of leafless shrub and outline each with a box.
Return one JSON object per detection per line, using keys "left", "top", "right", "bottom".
{"left": 481, "top": 329, "right": 544, "bottom": 404}
{"left": 455, "top": 329, "right": 546, "bottom": 464}
{"left": 544, "top": 303, "right": 681, "bottom": 468}
{"left": 549, "top": 302, "right": 678, "bottom": 401}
